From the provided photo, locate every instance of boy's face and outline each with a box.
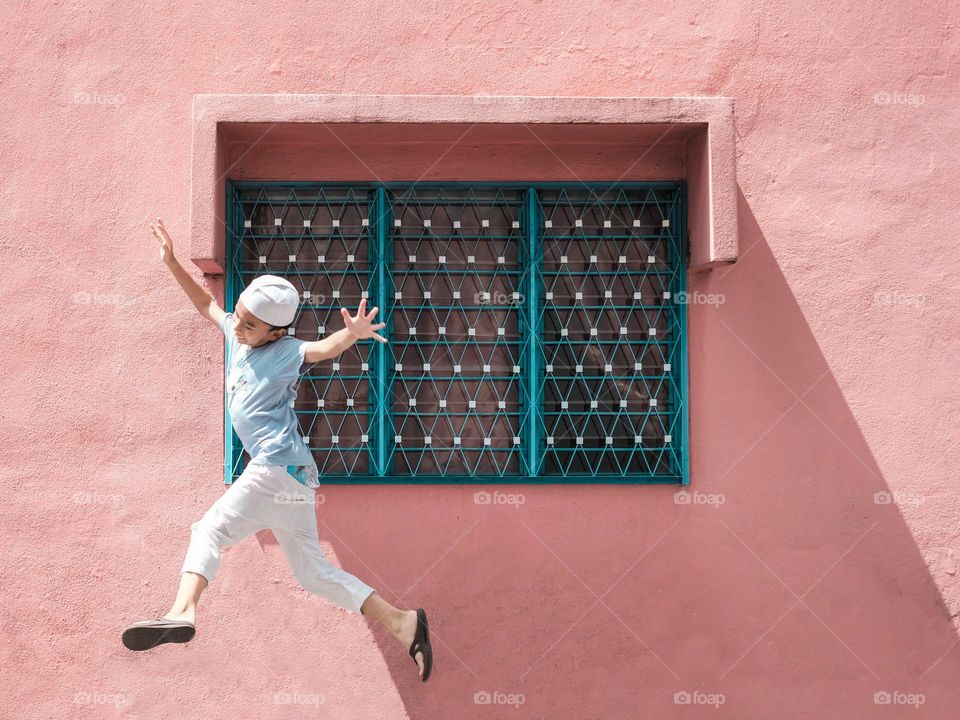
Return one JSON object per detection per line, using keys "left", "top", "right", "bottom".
{"left": 232, "top": 300, "right": 286, "bottom": 347}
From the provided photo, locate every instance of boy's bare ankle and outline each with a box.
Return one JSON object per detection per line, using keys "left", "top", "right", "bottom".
{"left": 163, "top": 606, "right": 196, "bottom": 623}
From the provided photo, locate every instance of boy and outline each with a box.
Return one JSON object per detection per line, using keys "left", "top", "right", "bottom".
{"left": 121, "top": 218, "right": 432, "bottom": 682}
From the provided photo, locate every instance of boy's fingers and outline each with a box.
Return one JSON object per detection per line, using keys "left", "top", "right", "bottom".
{"left": 371, "top": 332, "right": 388, "bottom": 343}
{"left": 372, "top": 322, "right": 386, "bottom": 331}
{"left": 367, "top": 306, "right": 379, "bottom": 321}
{"left": 341, "top": 308, "right": 350, "bottom": 319}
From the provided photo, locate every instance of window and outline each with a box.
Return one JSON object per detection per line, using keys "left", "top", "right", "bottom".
{"left": 225, "top": 182, "right": 688, "bottom": 484}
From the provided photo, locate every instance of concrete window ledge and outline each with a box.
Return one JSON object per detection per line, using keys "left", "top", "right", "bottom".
{"left": 190, "top": 94, "right": 738, "bottom": 275}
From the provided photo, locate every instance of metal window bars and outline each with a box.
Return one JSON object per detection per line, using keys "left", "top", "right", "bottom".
{"left": 225, "top": 182, "right": 688, "bottom": 485}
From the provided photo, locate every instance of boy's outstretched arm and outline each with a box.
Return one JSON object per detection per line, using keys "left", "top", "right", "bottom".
{"left": 150, "top": 217, "right": 226, "bottom": 329}
{"left": 304, "top": 299, "right": 387, "bottom": 362}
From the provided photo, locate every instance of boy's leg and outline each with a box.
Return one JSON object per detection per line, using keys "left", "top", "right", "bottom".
{"left": 272, "top": 518, "right": 377, "bottom": 615}
{"left": 162, "top": 571, "right": 207, "bottom": 624}
{"left": 268, "top": 466, "right": 431, "bottom": 678}
{"left": 168, "top": 465, "right": 278, "bottom": 619}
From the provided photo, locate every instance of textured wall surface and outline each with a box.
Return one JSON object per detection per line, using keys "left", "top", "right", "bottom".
{"left": 1, "top": 1, "right": 958, "bottom": 719}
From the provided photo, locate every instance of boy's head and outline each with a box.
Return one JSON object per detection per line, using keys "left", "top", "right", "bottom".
{"left": 233, "top": 274, "right": 299, "bottom": 348}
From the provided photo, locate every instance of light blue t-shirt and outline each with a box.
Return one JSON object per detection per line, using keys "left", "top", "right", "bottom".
{"left": 221, "top": 312, "right": 320, "bottom": 487}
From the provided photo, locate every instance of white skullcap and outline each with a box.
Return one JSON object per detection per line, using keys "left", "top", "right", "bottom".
{"left": 238, "top": 274, "right": 299, "bottom": 327}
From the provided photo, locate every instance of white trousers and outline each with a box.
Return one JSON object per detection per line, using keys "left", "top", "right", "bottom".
{"left": 181, "top": 463, "right": 376, "bottom": 614}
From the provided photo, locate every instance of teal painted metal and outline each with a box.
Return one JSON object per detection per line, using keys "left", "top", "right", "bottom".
{"left": 225, "top": 181, "right": 688, "bottom": 484}
{"left": 223, "top": 183, "right": 244, "bottom": 484}
{"left": 522, "top": 188, "right": 544, "bottom": 476}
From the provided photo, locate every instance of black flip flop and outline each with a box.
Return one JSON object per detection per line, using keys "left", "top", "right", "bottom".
{"left": 408, "top": 608, "right": 433, "bottom": 682}
{"left": 121, "top": 618, "right": 196, "bottom": 651}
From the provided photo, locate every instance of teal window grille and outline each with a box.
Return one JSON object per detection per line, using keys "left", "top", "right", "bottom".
{"left": 225, "top": 182, "right": 689, "bottom": 485}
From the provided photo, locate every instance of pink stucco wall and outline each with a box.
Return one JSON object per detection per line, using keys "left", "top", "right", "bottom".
{"left": 3, "top": 2, "right": 959, "bottom": 719}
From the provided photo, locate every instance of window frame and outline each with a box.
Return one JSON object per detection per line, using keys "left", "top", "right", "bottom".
{"left": 224, "top": 181, "right": 689, "bottom": 486}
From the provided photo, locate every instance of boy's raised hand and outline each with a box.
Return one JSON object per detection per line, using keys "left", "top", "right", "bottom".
{"left": 150, "top": 217, "right": 174, "bottom": 265}
{"left": 342, "top": 299, "right": 387, "bottom": 343}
